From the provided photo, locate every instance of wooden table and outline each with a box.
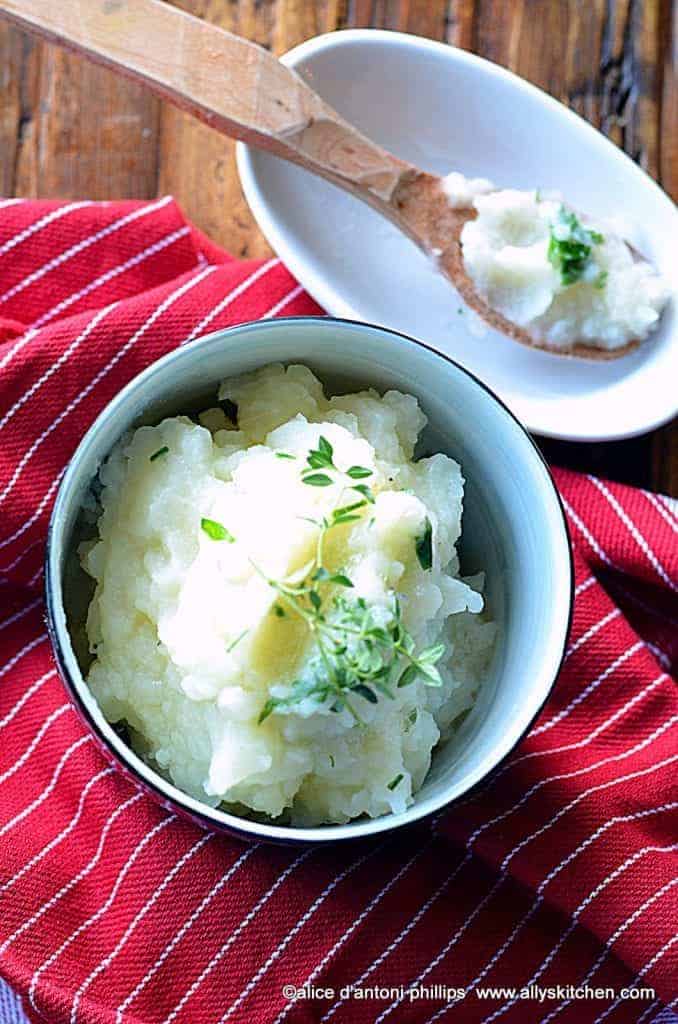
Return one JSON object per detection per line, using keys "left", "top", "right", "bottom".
{"left": 0, "top": 0, "right": 675, "bottom": 495}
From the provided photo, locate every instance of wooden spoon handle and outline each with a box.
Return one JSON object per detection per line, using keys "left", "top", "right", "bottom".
{"left": 0, "top": 0, "right": 411, "bottom": 209}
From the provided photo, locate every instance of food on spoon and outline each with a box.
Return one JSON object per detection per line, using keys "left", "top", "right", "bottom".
{"left": 79, "top": 364, "right": 494, "bottom": 825}
{"left": 438, "top": 176, "right": 671, "bottom": 357}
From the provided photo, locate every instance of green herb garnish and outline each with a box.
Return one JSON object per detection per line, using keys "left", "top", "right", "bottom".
{"left": 300, "top": 437, "right": 373, "bottom": 502}
{"left": 548, "top": 206, "right": 604, "bottom": 286}
{"left": 274, "top": 604, "right": 286, "bottom": 618}
{"left": 275, "top": 452, "right": 296, "bottom": 460}
{"left": 302, "top": 473, "right": 334, "bottom": 487}
{"left": 254, "top": 442, "right": 444, "bottom": 726}
{"left": 149, "top": 446, "right": 169, "bottom": 462}
{"left": 200, "top": 517, "right": 235, "bottom": 542}
{"left": 594, "top": 270, "right": 608, "bottom": 290}
{"left": 257, "top": 593, "right": 445, "bottom": 724}
{"left": 387, "top": 774, "right": 404, "bottom": 791}
{"left": 416, "top": 517, "right": 433, "bottom": 571}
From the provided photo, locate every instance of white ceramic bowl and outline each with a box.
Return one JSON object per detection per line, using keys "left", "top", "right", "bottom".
{"left": 46, "top": 317, "right": 572, "bottom": 843}
{"left": 237, "top": 29, "right": 678, "bottom": 442}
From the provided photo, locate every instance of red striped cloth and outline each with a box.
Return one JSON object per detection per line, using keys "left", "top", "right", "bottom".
{"left": 0, "top": 198, "right": 676, "bottom": 1024}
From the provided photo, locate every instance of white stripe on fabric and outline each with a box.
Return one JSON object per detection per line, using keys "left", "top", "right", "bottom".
{"left": 33, "top": 225, "right": 192, "bottom": 329}
{"left": 70, "top": 832, "right": 213, "bottom": 1024}
{"left": 0, "top": 597, "right": 41, "bottom": 632}
{"left": 531, "top": 641, "right": 643, "bottom": 737}
{"left": 647, "top": 643, "right": 672, "bottom": 670}
{"left": 0, "top": 668, "right": 55, "bottom": 732}
{"left": 216, "top": 844, "right": 385, "bottom": 1024}
{"left": 491, "top": 672, "right": 668, "bottom": 776}
{"left": 27, "top": 564, "right": 43, "bottom": 589}
{"left": 0, "top": 791, "right": 143, "bottom": 957}
{"left": 180, "top": 258, "right": 279, "bottom": 346}
{"left": 0, "top": 326, "right": 41, "bottom": 374}
{"left": 0, "top": 263, "right": 215, "bottom": 551}
{"left": 575, "top": 575, "right": 596, "bottom": 597}
{"left": 461, "top": 640, "right": 647, "bottom": 810}
{"left": 0, "top": 308, "right": 118, "bottom": 505}
{"left": 588, "top": 476, "right": 678, "bottom": 593}
{"left": 291, "top": 841, "right": 433, "bottom": 1024}
{"left": 565, "top": 608, "right": 620, "bottom": 658}
{"left": 540, "top": 879, "right": 678, "bottom": 1024}
{"left": 0, "top": 202, "right": 92, "bottom": 259}
{"left": 0, "top": 736, "right": 91, "bottom": 839}
{"left": 29, "top": 814, "right": 176, "bottom": 1013}
{"left": 115, "top": 843, "right": 259, "bottom": 1023}
{"left": 561, "top": 495, "right": 616, "bottom": 569}
{"left": 638, "top": 1000, "right": 662, "bottom": 1024}
{"left": 0, "top": 767, "right": 115, "bottom": 898}
{"left": 477, "top": 825, "right": 678, "bottom": 1024}
{"left": 0, "top": 196, "right": 173, "bottom": 309}
{"left": 367, "top": 738, "right": 678, "bottom": 1024}
{"left": 645, "top": 491, "right": 678, "bottom": 534}
{"left": 164, "top": 849, "right": 314, "bottom": 1024}
{"left": 1, "top": 633, "right": 46, "bottom": 678}
{"left": 595, "top": 937, "right": 678, "bottom": 1024}
{"left": 0, "top": 537, "right": 43, "bottom": 575}
{"left": 262, "top": 283, "right": 304, "bottom": 318}
{"left": 657, "top": 493, "right": 678, "bottom": 519}
{"left": 0, "top": 303, "right": 116, "bottom": 438}
{"left": 0, "top": 469, "right": 64, "bottom": 551}
{"left": 0, "top": 704, "right": 71, "bottom": 787}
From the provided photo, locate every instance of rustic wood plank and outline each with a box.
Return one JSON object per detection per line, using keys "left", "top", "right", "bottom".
{"left": 157, "top": 0, "right": 344, "bottom": 257}
{"left": 12, "top": 37, "right": 159, "bottom": 198}
{"left": 0, "top": 22, "right": 22, "bottom": 194}
{"left": 659, "top": 0, "right": 676, "bottom": 199}
{"left": 445, "top": 0, "right": 477, "bottom": 49}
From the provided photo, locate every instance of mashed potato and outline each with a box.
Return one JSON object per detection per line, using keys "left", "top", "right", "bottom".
{"left": 81, "top": 364, "right": 494, "bottom": 824}
{"left": 460, "top": 188, "right": 670, "bottom": 350}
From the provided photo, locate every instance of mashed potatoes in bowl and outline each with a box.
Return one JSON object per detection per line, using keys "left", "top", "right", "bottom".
{"left": 47, "top": 316, "right": 572, "bottom": 841}
{"left": 79, "top": 364, "right": 495, "bottom": 826}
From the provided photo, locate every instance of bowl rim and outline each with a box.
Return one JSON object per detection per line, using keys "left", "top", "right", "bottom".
{"left": 236, "top": 27, "right": 678, "bottom": 443}
{"left": 45, "top": 315, "right": 574, "bottom": 843}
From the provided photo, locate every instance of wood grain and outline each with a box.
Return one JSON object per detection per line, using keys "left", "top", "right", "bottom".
{"left": 0, "top": 0, "right": 675, "bottom": 492}
{"left": 159, "top": 0, "right": 347, "bottom": 258}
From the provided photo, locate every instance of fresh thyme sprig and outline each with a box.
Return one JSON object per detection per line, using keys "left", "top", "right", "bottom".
{"left": 256, "top": 436, "right": 445, "bottom": 725}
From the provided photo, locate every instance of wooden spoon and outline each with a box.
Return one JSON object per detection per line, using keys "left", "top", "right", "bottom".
{"left": 0, "top": 0, "right": 644, "bottom": 359}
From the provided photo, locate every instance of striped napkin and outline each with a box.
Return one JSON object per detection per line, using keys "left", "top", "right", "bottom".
{"left": 0, "top": 198, "right": 676, "bottom": 1024}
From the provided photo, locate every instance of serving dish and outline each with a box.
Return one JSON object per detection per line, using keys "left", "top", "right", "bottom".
{"left": 237, "top": 29, "right": 678, "bottom": 442}
{"left": 46, "top": 317, "right": 573, "bottom": 843}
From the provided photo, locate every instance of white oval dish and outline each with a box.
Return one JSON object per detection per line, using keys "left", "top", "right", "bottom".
{"left": 46, "top": 317, "right": 572, "bottom": 843}
{"left": 236, "top": 29, "right": 677, "bottom": 442}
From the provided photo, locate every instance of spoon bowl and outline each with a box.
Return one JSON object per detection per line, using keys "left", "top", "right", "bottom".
{"left": 237, "top": 29, "right": 678, "bottom": 441}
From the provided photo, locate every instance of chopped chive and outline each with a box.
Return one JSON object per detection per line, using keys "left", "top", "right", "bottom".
{"left": 201, "top": 517, "right": 235, "bottom": 542}
{"left": 149, "top": 446, "right": 169, "bottom": 462}
{"left": 226, "top": 629, "right": 248, "bottom": 653}
{"left": 275, "top": 452, "right": 296, "bottom": 460}
{"left": 387, "top": 773, "right": 404, "bottom": 791}
{"left": 415, "top": 517, "right": 433, "bottom": 571}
